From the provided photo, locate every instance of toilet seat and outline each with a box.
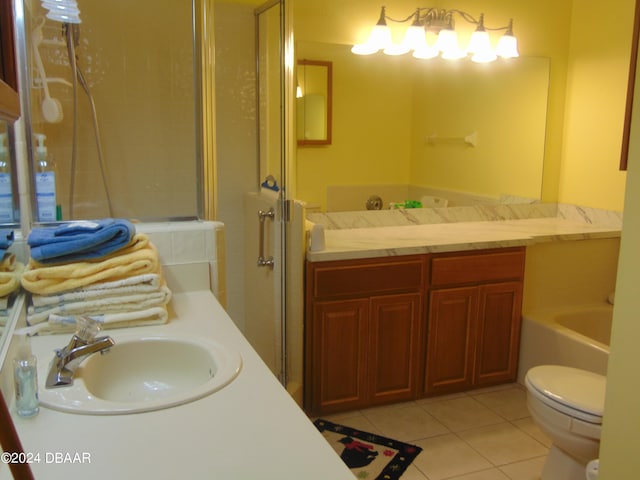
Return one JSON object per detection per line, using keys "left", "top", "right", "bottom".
{"left": 525, "top": 365, "right": 606, "bottom": 425}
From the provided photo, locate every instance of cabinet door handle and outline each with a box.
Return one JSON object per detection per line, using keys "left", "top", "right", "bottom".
{"left": 257, "top": 208, "right": 275, "bottom": 268}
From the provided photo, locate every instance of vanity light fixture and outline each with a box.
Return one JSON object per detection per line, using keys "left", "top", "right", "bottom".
{"left": 352, "top": 6, "right": 519, "bottom": 63}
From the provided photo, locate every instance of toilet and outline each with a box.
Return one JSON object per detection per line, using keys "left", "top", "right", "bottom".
{"left": 524, "top": 365, "right": 606, "bottom": 480}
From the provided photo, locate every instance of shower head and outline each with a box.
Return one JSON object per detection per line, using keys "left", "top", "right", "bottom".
{"left": 41, "top": 0, "right": 81, "bottom": 24}
{"left": 32, "top": 20, "right": 64, "bottom": 123}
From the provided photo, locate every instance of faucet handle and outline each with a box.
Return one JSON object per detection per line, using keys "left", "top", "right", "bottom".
{"left": 75, "top": 316, "right": 101, "bottom": 342}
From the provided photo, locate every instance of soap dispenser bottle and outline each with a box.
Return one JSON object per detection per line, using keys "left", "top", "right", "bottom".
{"left": 13, "top": 334, "right": 39, "bottom": 417}
{"left": 0, "top": 133, "right": 14, "bottom": 223}
{"left": 34, "top": 133, "right": 60, "bottom": 222}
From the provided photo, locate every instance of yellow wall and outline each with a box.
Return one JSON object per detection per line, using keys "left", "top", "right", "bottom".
{"left": 409, "top": 57, "right": 548, "bottom": 199}
{"left": 294, "top": 0, "right": 634, "bottom": 212}
{"left": 523, "top": 239, "right": 620, "bottom": 312}
{"left": 295, "top": 42, "right": 412, "bottom": 209}
{"left": 599, "top": 12, "right": 640, "bottom": 473}
{"left": 558, "top": 0, "right": 633, "bottom": 210}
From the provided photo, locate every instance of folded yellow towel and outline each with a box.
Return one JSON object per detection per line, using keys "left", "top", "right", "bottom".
{"left": 0, "top": 260, "right": 24, "bottom": 297}
{"left": 21, "top": 234, "right": 161, "bottom": 295}
{"left": 0, "top": 253, "right": 18, "bottom": 272}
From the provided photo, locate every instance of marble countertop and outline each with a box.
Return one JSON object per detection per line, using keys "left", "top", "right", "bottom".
{"left": 307, "top": 216, "right": 621, "bottom": 262}
{"left": 4, "top": 291, "right": 353, "bottom": 480}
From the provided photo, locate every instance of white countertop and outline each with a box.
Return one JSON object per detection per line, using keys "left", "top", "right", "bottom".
{"left": 3, "top": 291, "right": 354, "bottom": 480}
{"left": 307, "top": 217, "right": 621, "bottom": 262}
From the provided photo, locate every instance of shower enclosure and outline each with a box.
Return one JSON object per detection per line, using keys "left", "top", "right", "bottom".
{"left": 17, "top": 0, "right": 204, "bottom": 221}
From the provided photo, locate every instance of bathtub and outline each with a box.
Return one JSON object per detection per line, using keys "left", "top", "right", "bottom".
{"left": 517, "top": 303, "right": 612, "bottom": 383}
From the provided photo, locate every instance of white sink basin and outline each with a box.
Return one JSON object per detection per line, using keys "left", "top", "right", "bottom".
{"left": 38, "top": 334, "right": 242, "bottom": 415}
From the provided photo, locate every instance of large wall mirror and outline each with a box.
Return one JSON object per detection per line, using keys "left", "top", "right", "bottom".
{"left": 0, "top": 118, "right": 21, "bottom": 369}
{"left": 295, "top": 41, "right": 549, "bottom": 211}
{"left": 296, "top": 59, "right": 332, "bottom": 146}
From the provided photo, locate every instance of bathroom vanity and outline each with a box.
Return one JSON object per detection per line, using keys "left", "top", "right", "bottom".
{"left": 305, "top": 247, "right": 525, "bottom": 415}
{"left": 2, "top": 291, "right": 355, "bottom": 480}
{"left": 304, "top": 205, "right": 622, "bottom": 415}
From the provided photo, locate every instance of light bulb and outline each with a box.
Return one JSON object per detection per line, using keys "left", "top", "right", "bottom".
{"left": 496, "top": 19, "right": 519, "bottom": 58}
{"left": 437, "top": 29, "right": 465, "bottom": 59}
{"left": 351, "top": 43, "right": 379, "bottom": 55}
{"left": 468, "top": 29, "right": 496, "bottom": 63}
{"left": 471, "top": 50, "right": 497, "bottom": 63}
{"left": 383, "top": 43, "right": 411, "bottom": 56}
{"left": 402, "top": 24, "right": 427, "bottom": 51}
{"left": 467, "top": 30, "right": 490, "bottom": 54}
{"left": 496, "top": 34, "right": 519, "bottom": 58}
{"left": 413, "top": 44, "right": 439, "bottom": 59}
{"left": 370, "top": 24, "right": 392, "bottom": 50}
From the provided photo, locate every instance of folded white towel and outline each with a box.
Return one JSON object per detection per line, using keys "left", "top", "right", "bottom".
{"left": 27, "top": 285, "right": 172, "bottom": 325}
{"left": 21, "top": 306, "right": 169, "bottom": 335}
{"left": 81, "top": 273, "right": 162, "bottom": 291}
{"left": 30, "top": 273, "right": 164, "bottom": 308}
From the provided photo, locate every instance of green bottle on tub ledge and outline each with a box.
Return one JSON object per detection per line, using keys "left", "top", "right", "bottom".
{"left": 390, "top": 200, "right": 423, "bottom": 209}
{"left": 34, "top": 133, "right": 62, "bottom": 222}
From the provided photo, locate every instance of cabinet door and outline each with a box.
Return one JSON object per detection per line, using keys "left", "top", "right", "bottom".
{"left": 474, "top": 282, "right": 523, "bottom": 386}
{"left": 425, "top": 287, "right": 478, "bottom": 395}
{"left": 309, "top": 299, "right": 369, "bottom": 414}
{"left": 369, "top": 293, "right": 422, "bottom": 405}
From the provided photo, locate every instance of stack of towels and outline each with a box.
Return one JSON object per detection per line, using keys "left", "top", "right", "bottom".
{"left": 20, "top": 219, "right": 172, "bottom": 335}
{"left": 0, "top": 229, "right": 24, "bottom": 333}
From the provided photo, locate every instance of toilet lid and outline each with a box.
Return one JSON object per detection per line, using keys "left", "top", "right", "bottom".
{"left": 525, "top": 365, "right": 606, "bottom": 424}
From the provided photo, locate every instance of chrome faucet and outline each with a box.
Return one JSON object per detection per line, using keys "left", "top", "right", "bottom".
{"left": 46, "top": 316, "right": 115, "bottom": 389}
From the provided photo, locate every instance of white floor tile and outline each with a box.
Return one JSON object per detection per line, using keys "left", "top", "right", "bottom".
{"left": 412, "top": 433, "right": 493, "bottom": 480}
{"left": 499, "top": 456, "right": 547, "bottom": 480}
{"left": 457, "top": 422, "right": 549, "bottom": 466}
{"left": 449, "top": 468, "right": 511, "bottom": 480}
{"left": 421, "top": 396, "right": 505, "bottom": 432}
{"left": 472, "top": 386, "right": 530, "bottom": 421}
{"left": 364, "top": 404, "right": 449, "bottom": 442}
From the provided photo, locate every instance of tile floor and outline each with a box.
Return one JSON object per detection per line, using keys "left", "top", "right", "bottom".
{"left": 314, "top": 383, "right": 552, "bottom": 480}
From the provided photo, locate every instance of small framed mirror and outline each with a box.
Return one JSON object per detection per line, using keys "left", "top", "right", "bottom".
{"left": 296, "top": 59, "right": 332, "bottom": 146}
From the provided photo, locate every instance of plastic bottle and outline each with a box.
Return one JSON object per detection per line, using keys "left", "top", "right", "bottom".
{"left": 34, "top": 133, "right": 59, "bottom": 222}
{"left": 13, "top": 334, "right": 39, "bottom": 417}
{"left": 0, "top": 133, "right": 14, "bottom": 223}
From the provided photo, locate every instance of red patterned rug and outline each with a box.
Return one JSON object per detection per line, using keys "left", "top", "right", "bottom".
{"left": 314, "top": 418, "right": 422, "bottom": 480}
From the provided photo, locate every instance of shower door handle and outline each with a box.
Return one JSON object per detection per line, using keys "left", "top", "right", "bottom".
{"left": 257, "top": 208, "right": 275, "bottom": 268}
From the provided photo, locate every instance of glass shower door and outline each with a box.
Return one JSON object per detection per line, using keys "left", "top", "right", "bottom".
{"left": 243, "top": 0, "right": 294, "bottom": 386}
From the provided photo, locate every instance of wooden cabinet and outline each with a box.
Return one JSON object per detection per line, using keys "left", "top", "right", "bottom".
{"left": 305, "top": 256, "right": 426, "bottom": 415}
{"left": 425, "top": 286, "right": 478, "bottom": 394}
{"left": 310, "top": 298, "right": 369, "bottom": 413}
{"left": 305, "top": 247, "right": 525, "bottom": 414}
{"left": 368, "top": 293, "right": 422, "bottom": 404}
{"left": 424, "top": 249, "right": 525, "bottom": 395}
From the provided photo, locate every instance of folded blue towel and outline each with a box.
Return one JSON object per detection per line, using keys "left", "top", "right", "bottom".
{"left": 28, "top": 219, "right": 135, "bottom": 264}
